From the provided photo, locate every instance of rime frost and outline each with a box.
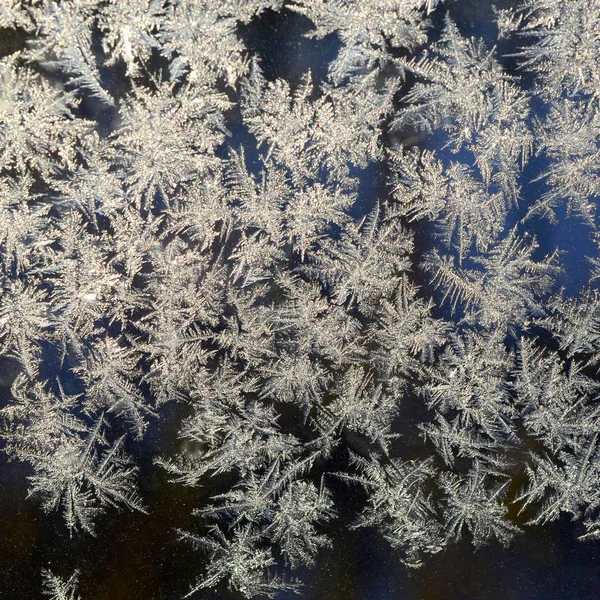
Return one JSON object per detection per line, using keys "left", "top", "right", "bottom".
{"left": 1, "top": 0, "right": 600, "bottom": 598}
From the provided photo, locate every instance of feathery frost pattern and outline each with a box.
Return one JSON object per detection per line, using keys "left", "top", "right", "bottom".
{"left": 1, "top": 0, "right": 600, "bottom": 598}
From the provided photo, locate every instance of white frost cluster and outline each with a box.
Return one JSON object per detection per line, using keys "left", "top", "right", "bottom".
{"left": 1, "top": 0, "right": 600, "bottom": 598}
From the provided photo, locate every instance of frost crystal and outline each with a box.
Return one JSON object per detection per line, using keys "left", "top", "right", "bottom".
{"left": 1, "top": 0, "right": 600, "bottom": 598}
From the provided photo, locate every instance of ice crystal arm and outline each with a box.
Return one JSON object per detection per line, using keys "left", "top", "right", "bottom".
{"left": 25, "top": 1, "right": 115, "bottom": 106}
{"left": 159, "top": 0, "right": 283, "bottom": 86}
{"left": 339, "top": 454, "right": 443, "bottom": 567}
{"left": 42, "top": 570, "right": 81, "bottom": 600}
{"left": 541, "top": 291, "right": 600, "bottom": 363}
{"left": 511, "top": 337, "right": 599, "bottom": 452}
{"left": 372, "top": 275, "right": 449, "bottom": 373}
{"left": 423, "top": 230, "right": 560, "bottom": 329}
{"left": 27, "top": 415, "right": 145, "bottom": 535}
{"left": 241, "top": 66, "right": 389, "bottom": 184}
{"left": 514, "top": 0, "right": 600, "bottom": 102}
{"left": 97, "top": 0, "right": 165, "bottom": 77}
{"left": 268, "top": 480, "right": 335, "bottom": 567}
{"left": 290, "top": 0, "right": 435, "bottom": 83}
{"left": 518, "top": 435, "right": 600, "bottom": 530}
{"left": 180, "top": 525, "right": 298, "bottom": 599}
{"left": 111, "top": 80, "right": 229, "bottom": 208}
{"left": 526, "top": 101, "right": 600, "bottom": 226}
{"left": 0, "top": 280, "right": 52, "bottom": 376}
{"left": 394, "top": 17, "right": 532, "bottom": 198}
{"left": 441, "top": 466, "right": 517, "bottom": 547}
{"left": 75, "top": 336, "right": 154, "bottom": 438}
{"left": 392, "top": 149, "right": 508, "bottom": 260}
{"left": 0, "top": 53, "right": 93, "bottom": 178}
{"left": 420, "top": 329, "right": 514, "bottom": 444}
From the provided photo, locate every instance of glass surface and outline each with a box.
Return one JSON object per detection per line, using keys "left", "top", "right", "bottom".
{"left": 1, "top": 2, "right": 600, "bottom": 599}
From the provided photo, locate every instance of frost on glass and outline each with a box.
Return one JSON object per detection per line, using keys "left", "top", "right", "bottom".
{"left": 1, "top": 0, "right": 600, "bottom": 598}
